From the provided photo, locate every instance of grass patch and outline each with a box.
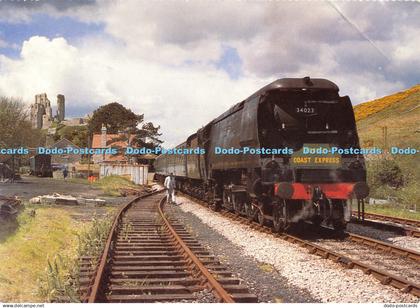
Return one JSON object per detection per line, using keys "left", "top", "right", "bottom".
{"left": 0, "top": 205, "right": 83, "bottom": 302}
{"left": 92, "top": 175, "right": 138, "bottom": 196}
{"left": 0, "top": 217, "right": 19, "bottom": 243}
{"left": 38, "top": 213, "right": 115, "bottom": 302}
{"left": 52, "top": 175, "right": 143, "bottom": 197}
{"left": 0, "top": 203, "right": 116, "bottom": 302}
{"left": 363, "top": 204, "right": 420, "bottom": 221}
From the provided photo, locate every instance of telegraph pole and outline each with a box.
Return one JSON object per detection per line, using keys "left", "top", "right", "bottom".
{"left": 87, "top": 134, "right": 91, "bottom": 180}
{"left": 382, "top": 126, "right": 388, "bottom": 151}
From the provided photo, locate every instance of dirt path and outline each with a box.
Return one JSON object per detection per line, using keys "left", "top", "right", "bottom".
{"left": 0, "top": 176, "right": 102, "bottom": 200}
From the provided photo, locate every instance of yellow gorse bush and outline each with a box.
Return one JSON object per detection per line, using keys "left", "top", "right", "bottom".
{"left": 354, "top": 85, "right": 420, "bottom": 121}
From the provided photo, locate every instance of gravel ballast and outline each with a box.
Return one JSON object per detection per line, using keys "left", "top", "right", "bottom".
{"left": 166, "top": 204, "right": 316, "bottom": 303}
{"left": 347, "top": 223, "right": 420, "bottom": 253}
{"left": 174, "top": 195, "right": 418, "bottom": 303}
{"left": 313, "top": 238, "right": 419, "bottom": 284}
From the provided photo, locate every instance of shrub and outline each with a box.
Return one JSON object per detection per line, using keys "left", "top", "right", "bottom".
{"left": 396, "top": 182, "right": 419, "bottom": 210}
{"left": 368, "top": 158, "right": 404, "bottom": 190}
{"left": 38, "top": 213, "right": 115, "bottom": 302}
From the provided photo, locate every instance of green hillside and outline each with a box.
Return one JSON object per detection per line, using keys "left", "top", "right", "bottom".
{"left": 355, "top": 84, "right": 420, "bottom": 150}
{"left": 354, "top": 85, "right": 419, "bottom": 206}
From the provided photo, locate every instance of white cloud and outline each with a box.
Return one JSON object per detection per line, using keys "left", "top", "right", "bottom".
{"left": 0, "top": 1, "right": 419, "bottom": 146}
{"left": 94, "top": 0, "right": 267, "bottom": 66}
{"left": 0, "top": 37, "right": 79, "bottom": 100}
{"left": 0, "top": 36, "right": 265, "bottom": 147}
{"left": 88, "top": 1, "right": 419, "bottom": 100}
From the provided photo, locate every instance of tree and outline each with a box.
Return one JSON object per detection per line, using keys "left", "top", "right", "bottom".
{"left": 88, "top": 102, "right": 162, "bottom": 148}
{"left": 0, "top": 97, "right": 44, "bottom": 148}
{"left": 133, "top": 122, "right": 163, "bottom": 149}
{"left": 88, "top": 102, "right": 143, "bottom": 134}
{"left": 54, "top": 125, "right": 89, "bottom": 148}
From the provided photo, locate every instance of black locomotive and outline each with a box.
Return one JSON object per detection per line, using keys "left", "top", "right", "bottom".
{"left": 155, "top": 77, "right": 369, "bottom": 231}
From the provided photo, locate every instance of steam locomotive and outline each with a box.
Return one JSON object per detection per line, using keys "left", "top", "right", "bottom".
{"left": 154, "top": 77, "right": 369, "bottom": 231}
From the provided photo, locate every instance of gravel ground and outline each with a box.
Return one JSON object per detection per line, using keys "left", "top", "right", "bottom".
{"left": 166, "top": 204, "right": 316, "bottom": 303}
{"left": 0, "top": 175, "right": 138, "bottom": 206}
{"left": 0, "top": 176, "right": 102, "bottom": 200}
{"left": 347, "top": 223, "right": 420, "bottom": 253}
{"left": 313, "top": 238, "right": 420, "bottom": 284}
{"left": 0, "top": 176, "right": 137, "bottom": 221}
{"left": 191, "top": 289, "right": 218, "bottom": 303}
{"left": 175, "top": 195, "right": 418, "bottom": 303}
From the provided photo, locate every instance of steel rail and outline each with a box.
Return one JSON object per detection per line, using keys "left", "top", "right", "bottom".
{"left": 86, "top": 190, "right": 162, "bottom": 303}
{"left": 181, "top": 192, "right": 420, "bottom": 298}
{"left": 157, "top": 197, "right": 235, "bottom": 303}
{"left": 346, "top": 232, "right": 420, "bottom": 263}
{"left": 315, "top": 225, "right": 420, "bottom": 263}
{"left": 86, "top": 190, "right": 236, "bottom": 303}
{"left": 231, "top": 211, "right": 420, "bottom": 298}
{"left": 276, "top": 232, "right": 420, "bottom": 297}
{"left": 352, "top": 211, "right": 420, "bottom": 228}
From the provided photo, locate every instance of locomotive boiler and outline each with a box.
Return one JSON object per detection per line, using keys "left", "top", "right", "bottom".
{"left": 154, "top": 77, "right": 369, "bottom": 231}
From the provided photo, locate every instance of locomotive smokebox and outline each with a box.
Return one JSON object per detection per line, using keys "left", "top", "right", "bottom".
{"left": 353, "top": 182, "right": 369, "bottom": 199}
{"left": 275, "top": 182, "right": 295, "bottom": 199}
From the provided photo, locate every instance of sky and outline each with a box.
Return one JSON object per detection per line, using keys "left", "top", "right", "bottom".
{"left": 0, "top": 0, "right": 419, "bottom": 147}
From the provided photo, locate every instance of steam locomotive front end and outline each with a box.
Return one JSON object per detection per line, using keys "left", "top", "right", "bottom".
{"left": 257, "top": 77, "right": 369, "bottom": 231}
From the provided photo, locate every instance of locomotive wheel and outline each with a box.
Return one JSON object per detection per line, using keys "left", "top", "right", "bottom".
{"left": 233, "top": 201, "right": 242, "bottom": 215}
{"left": 222, "top": 190, "right": 233, "bottom": 211}
{"left": 232, "top": 195, "right": 239, "bottom": 214}
{"left": 257, "top": 209, "right": 265, "bottom": 226}
{"left": 272, "top": 205, "right": 285, "bottom": 233}
{"left": 245, "top": 203, "right": 255, "bottom": 221}
{"left": 232, "top": 194, "right": 245, "bottom": 215}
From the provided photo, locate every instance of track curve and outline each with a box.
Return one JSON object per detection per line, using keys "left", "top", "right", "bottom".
{"left": 84, "top": 191, "right": 256, "bottom": 303}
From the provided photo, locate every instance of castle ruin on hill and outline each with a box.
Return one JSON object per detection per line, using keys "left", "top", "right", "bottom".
{"left": 30, "top": 93, "right": 89, "bottom": 130}
{"left": 30, "top": 93, "right": 65, "bottom": 129}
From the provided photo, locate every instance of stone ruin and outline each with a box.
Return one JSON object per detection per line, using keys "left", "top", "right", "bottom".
{"left": 57, "top": 94, "right": 65, "bottom": 122}
{"left": 30, "top": 93, "right": 65, "bottom": 129}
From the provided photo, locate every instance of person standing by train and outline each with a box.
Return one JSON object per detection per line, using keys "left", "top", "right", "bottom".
{"left": 63, "top": 168, "right": 68, "bottom": 180}
{"left": 164, "top": 173, "right": 176, "bottom": 204}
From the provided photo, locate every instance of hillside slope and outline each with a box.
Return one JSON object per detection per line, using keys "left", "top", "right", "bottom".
{"left": 355, "top": 84, "right": 420, "bottom": 149}
{"left": 355, "top": 84, "right": 420, "bottom": 181}
{"left": 354, "top": 85, "right": 420, "bottom": 122}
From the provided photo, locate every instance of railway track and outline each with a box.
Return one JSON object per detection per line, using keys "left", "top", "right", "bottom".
{"left": 82, "top": 191, "right": 257, "bottom": 303}
{"left": 351, "top": 211, "right": 420, "bottom": 238}
{"left": 346, "top": 233, "right": 420, "bottom": 263}
{"left": 181, "top": 193, "right": 420, "bottom": 298}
